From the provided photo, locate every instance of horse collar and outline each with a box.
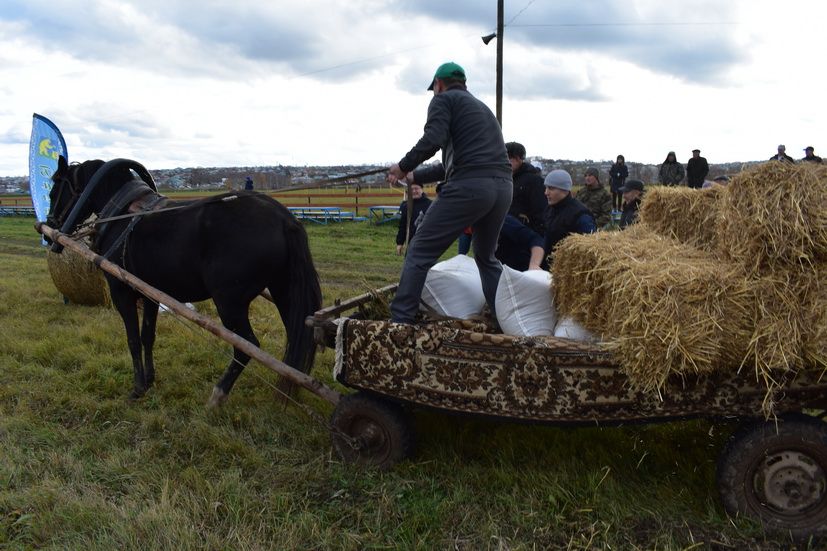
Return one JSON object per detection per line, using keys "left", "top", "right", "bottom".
{"left": 96, "top": 180, "right": 166, "bottom": 255}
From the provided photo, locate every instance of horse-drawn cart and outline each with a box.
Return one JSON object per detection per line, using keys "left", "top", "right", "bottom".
{"left": 309, "top": 284, "right": 827, "bottom": 540}
{"left": 36, "top": 215, "right": 827, "bottom": 540}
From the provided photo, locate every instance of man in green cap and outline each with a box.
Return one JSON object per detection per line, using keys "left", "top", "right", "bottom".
{"left": 387, "top": 61, "right": 512, "bottom": 324}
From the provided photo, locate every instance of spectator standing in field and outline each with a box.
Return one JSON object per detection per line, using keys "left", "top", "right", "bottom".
{"left": 495, "top": 214, "right": 546, "bottom": 271}
{"left": 575, "top": 167, "right": 612, "bottom": 227}
{"left": 399, "top": 168, "right": 470, "bottom": 254}
{"left": 686, "top": 149, "right": 709, "bottom": 189}
{"left": 543, "top": 169, "right": 596, "bottom": 260}
{"left": 658, "top": 151, "right": 685, "bottom": 186}
{"left": 769, "top": 145, "right": 795, "bottom": 163}
{"left": 619, "top": 179, "right": 645, "bottom": 229}
{"left": 386, "top": 61, "right": 512, "bottom": 324}
{"left": 395, "top": 183, "right": 432, "bottom": 255}
{"left": 802, "top": 146, "right": 823, "bottom": 164}
{"left": 244, "top": 176, "right": 254, "bottom": 190}
{"left": 609, "top": 154, "right": 628, "bottom": 212}
{"left": 505, "top": 142, "right": 546, "bottom": 234}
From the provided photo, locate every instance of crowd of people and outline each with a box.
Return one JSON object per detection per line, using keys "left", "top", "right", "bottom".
{"left": 385, "top": 61, "right": 821, "bottom": 323}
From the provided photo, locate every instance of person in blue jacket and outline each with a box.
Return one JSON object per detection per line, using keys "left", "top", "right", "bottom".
{"left": 496, "top": 215, "right": 545, "bottom": 271}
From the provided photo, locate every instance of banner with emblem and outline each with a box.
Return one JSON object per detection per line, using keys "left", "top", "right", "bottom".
{"left": 28, "top": 113, "right": 68, "bottom": 223}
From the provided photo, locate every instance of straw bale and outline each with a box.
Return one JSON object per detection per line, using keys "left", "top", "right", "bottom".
{"left": 638, "top": 185, "right": 724, "bottom": 253}
{"left": 718, "top": 162, "right": 827, "bottom": 273}
{"left": 552, "top": 226, "right": 753, "bottom": 392}
{"left": 799, "top": 264, "right": 827, "bottom": 371}
{"left": 46, "top": 246, "right": 111, "bottom": 307}
{"left": 553, "top": 224, "right": 711, "bottom": 334}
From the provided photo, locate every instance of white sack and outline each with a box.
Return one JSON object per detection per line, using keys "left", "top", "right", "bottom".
{"left": 421, "top": 255, "right": 486, "bottom": 319}
{"left": 554, "top": 316, "right": 598, "bottom": 342}
{"left": 495, "top": 266, "right": 556, "bottom": 336}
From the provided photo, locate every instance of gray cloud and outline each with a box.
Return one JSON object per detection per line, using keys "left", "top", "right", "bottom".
{"left": 396, "top": 0, "right": 747, "bottom": 84}
{"left": 0, "top": 0, "right": 748, "bottom": 106}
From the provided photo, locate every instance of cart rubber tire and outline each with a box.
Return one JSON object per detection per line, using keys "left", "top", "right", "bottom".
{"left": 330, "top": 392, "right": 414, "bottom": 469}
{"left": 716, "top": 413, "right": 827, "bottom": 540}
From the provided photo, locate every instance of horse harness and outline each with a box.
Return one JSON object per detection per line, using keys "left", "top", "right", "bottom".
{"left": 96, "top": 178, "right": 170, "bottom": 260}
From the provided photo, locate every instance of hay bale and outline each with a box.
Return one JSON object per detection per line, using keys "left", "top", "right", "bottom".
{"left": 552, "top": 226, "right": 754, "bottom": 392}
{"left": 46, "top": 245, "right": 111, "bottom": 307}
{"left": 553, "top": 224, "right": 712, "bottom": 334}
{"left": 638, "top": 185, "right": 724, "bottom": 253}
{"left": 718, "top": 162, "right": 827, "bottom": 273}
{"left": 798, "top": 265, "right": 827, "bottom": 371}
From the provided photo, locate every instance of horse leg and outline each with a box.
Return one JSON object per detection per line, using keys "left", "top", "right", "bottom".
{"left": 111, "top": 290, "right": 147, "bottom": 399}
{"left": 207, "top": 301, "right": 258, "bottom": 408}
{"left": 140, "top": 298, "right": 159, "bottom": 388}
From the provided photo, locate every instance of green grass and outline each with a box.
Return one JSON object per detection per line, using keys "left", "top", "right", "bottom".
{"left": 0, "top": 216, "right": 806, "bottom": 550}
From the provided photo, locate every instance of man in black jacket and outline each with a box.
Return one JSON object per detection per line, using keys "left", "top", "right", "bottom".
{"left": 686, "top": 149, "right": 709, "bottom": 189}
{"left": 395, "top": 183, "right": 431, "bottom": 255}
{"left": 542, "top": 169, "right": 596, "bottom": 260}
{"left": 770, "top": 145, "right": 795, "bottom": 163}
{"left": 505, "top": 142, "right": 546, "bottom": 234}
{"left": 387, "top": 61, "right": 512, "bottom": 323}
{"left": 802, "top": 146, "right": 823, "bottom": 164}
{"left": 619, "top": 179, "right": 645, "bottom": 229}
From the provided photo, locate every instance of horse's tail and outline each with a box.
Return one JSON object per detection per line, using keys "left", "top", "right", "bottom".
{"left": 278, "top": 219, "right": 322, "bottom": 376}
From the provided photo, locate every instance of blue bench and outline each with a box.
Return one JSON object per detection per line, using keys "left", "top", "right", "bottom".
{"left": 0, "top": 206, "right": 36, "bottom": 217}
{"left": 368, "top": 205, "right": 401, "bottom": 225}
{"left": 288, "top": 206, "right": 366, "bottom": 224}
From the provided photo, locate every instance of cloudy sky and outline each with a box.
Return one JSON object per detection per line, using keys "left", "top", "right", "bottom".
{"left": 0, "top": 0, "right": 824, "bottom": 176}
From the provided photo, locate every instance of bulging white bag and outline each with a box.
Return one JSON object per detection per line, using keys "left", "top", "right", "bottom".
{"left": 495, "top": 266, "right": 556, "bottom": 336}
{"left": 421, "top": 255, "right": 486, "bottom": 319}
{"left": 553, "top": 316, "right": 597, "bottom": 342}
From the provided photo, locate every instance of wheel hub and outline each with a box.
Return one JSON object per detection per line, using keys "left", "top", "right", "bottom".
{"left": 760, "top": 451, "right": 827, "bottom": 513}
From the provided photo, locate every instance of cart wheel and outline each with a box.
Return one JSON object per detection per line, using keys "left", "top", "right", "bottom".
{"left": 716, "top": 413, "right": 827, "bottom": 540}
{"left": 330, "top": 392, "right": 414, "bottom": 469}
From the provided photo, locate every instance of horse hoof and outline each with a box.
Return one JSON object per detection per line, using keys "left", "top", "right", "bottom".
{"left": 207, "top": 387, "right": 228, "bottom": 409}
{"left": 128, "top": 388, "right": 146, "bottom": 401}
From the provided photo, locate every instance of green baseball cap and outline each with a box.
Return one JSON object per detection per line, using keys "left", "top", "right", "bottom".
{"left": 427, "top": 61, "right": 466, "bottom": 90}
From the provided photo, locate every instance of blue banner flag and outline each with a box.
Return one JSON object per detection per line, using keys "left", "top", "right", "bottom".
{"left": 28, "top": 113, "right": 68, "bottom": 223}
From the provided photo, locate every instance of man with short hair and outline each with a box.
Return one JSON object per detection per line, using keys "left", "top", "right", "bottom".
{"left": 619, "top": 179, "right": 645, "bottom": 229}
{"left": 575, "top": 167, "right": 612, "bottom": 227}
{"left": 802, "top": 146, "right": 823, "bottom": 164}
{"left": 770, "top": 145, "right": 795, "bottom": 163}
{"left": 686, "top": 149, "right": 709, "bottom": 189}
{"left": 543, "top": 169, "right": 596, "bottom": 260}
{"left": 387, "top": 61, "right": 512, "bottom": 324}
{"left": 505, "top": 141, "right": 546, "bottom": 234}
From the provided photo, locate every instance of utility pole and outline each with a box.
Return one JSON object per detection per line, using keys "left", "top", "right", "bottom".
{"left": 495, "top": 0, "right": 504, "bottom": 126}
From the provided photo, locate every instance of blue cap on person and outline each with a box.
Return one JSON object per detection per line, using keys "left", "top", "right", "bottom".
{"left": 544, "top": 169, "right": 572, "bottom": 191}
{"left": 427, "top": 62, "right": 466, "bottom": 90}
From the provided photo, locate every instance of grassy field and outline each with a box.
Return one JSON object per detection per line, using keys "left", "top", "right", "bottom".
{"left": 0, "top": 216, "right": 810, "bottom": 550}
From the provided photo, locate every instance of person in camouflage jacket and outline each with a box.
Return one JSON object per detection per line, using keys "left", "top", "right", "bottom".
{"left": 575, "top": 167, "right": 613, "bottom": 227}
{"left": 658, "top": 151, "right": 685, "bottom": 185}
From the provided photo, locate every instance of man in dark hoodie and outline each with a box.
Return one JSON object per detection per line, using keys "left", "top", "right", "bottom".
{"left": 505, "top": 142, "right": 546, "bottom": 234}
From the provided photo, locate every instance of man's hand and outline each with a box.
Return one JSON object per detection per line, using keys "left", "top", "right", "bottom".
{"left": 387, "top": 164, "right": 408, "bottom": 185}
{"left": 395, "top": 244, "right": 404, "bottom": 256}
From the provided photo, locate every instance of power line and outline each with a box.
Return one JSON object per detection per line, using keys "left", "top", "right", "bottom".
{"left": 296, "top": 42, "right": 437, "bottom": 78}
{"left": 511, "top": 21, "right": 737, "bottom": 28}
{"left": 505, "top": 0, "right": 537, "bottom": 27}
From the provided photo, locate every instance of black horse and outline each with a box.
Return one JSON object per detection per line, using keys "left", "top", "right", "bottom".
{"left": 45, "top": 156, "right": 322, "bottom": 406}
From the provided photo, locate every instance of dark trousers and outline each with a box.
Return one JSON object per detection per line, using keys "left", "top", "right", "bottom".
{"left": 390, "top": 176, "right": 512, "bottom": 323}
